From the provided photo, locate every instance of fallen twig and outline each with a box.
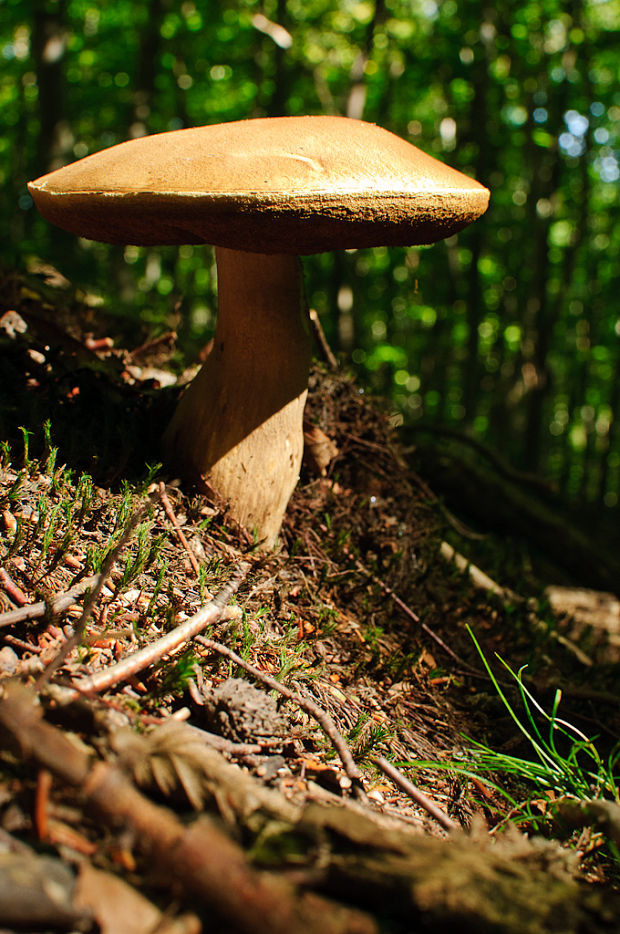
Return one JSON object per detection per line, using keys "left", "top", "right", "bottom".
{"left": 0, "top": 567, "right": 29, "bottom": 606}
{"left": 158, "top": 482, "right": 203, "bottom": 580}
{"left": 355, "top": 559, "right": 474, "bottom": 671}
{"left": 2, "top": 634, "right": 42, "bottom": 654}
{"left": 71, "top": 564, "right": 249, "bottom": 698}
{"left": 309, "top": 307, "right": 339, "bottom": 371}
{"left": 371, "top": 756, "right": 458, "bottom": 833}
{"left": 196, "top": 634, "right": 366, "bottom": 797}
{"left": 131, "top": 329, "right": 177, "bottom": 357}
{"left": 0, "top": 574, "right": 101, "bottom": 629}
{"left": 0, "top": 683, "right": 376, "bottom": 934}
{"left": 182, "top": 721, "right": 266, "bottom": 757}
{"left": 408, "top": 469, "right": 487, "bottom": 541}
{"left": 34, "top": 768, "right": 52, "bottom": 841}
{"left": 440, "top": 541, "right": 511, "bottom": 601}
{"left": 439, "top": 541, "right": 593, "bottom": 667}
{"left": 355, "top": 559, "right": 420, "bottom": 624}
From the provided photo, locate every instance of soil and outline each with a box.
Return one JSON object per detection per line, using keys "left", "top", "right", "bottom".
{"left": 0, "top": 264, "right": 619, "bottom": 933}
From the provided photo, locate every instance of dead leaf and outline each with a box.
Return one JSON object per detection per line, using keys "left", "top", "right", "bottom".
{"left": 303, "top": 421, "right": 339, "bottom": 476}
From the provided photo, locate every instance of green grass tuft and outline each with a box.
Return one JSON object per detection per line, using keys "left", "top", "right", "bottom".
{"left": 400, "top": 626, "right": 619, "bottom": 840}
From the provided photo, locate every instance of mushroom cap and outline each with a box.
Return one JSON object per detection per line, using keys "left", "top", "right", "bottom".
{"left": 28, "top": 116, "right": 489, "bottom": 255}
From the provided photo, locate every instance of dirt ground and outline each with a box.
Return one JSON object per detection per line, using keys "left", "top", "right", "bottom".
{"left": 1, "top": 265, "right": 619, "bottom": 933}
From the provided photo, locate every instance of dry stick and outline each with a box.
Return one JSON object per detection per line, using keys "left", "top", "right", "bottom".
{"left": 131, "top": 329, "right": 177, "bottom": 357}
{"left": 72, "top": 564, "right": 249, "bottom": 698}
{"left": 158, "top": 482, "right": 202, "bottom": 579}
{"left": 3, "top": 634, "right": 43, "bottom": 654}
{"left": 408, "top": 469, "right": 487, "bottom": 541}
{"left": 0, "top": 683, "right": 376, "bottom": 934}
{"left": 0, "top": 567, "right": 29, "bottom": 606}
{"left": 439, "top": 542, "right": 594, "bottom": 668}
{"left": 181, "top": 722, "right": 265, "bottom": 757}
{"left": 101, "top": 692, "right": 266, "bottom": 757}
{"left": 355, "top": 559, "right": 475, "bottom": 672}
{"left": 35, "top": 504, "right": 152, "bottom": 690}
{"left": 372, "top": 756, "right": 458, "bottom": 833}
{"left": 195, "top": 634, "right": 366, "bottom": 797}
{"left": 0, "top": 574, "right": 101, "bottom": 629}
{"left": 308, "top": 307, "right": 339, "bottom": 371}
{"left": 439, "top": 542, "right": 511, "bottom": 601}
{"left": 355, "top": 561, "right": 419, "bottom": 624}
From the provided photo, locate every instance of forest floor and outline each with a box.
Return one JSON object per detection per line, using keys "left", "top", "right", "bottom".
{"left": 1, "top": 264, "right": 619, "bottom": 934}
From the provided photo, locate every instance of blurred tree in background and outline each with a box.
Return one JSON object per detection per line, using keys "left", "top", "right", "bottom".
{"left": 1, "top": 0, "right": 619, "bottom": 516}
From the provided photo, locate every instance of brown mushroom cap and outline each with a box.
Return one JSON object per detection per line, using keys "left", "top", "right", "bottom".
{"left": 28, "top": 116, "right": 489, "bottom": 255}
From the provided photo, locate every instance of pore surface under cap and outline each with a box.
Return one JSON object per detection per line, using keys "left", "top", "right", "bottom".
{"left": 28, "top": 116, "right": 490, "bottom": 254}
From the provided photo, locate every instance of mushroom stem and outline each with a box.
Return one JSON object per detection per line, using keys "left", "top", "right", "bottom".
{"left": 164, "top": 248, "right": 312, "bottom": 547}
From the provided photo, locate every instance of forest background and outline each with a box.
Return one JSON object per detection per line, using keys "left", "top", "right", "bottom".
{"left": 2, "top": 0, "right": 619, "bottom": 525}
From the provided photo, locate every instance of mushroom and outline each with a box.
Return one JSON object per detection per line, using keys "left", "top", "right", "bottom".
{"left": 28, "top": 115, "right": 489, "bottom": 546}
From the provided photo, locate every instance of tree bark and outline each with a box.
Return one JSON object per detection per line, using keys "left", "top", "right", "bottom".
{"left": 32, "top": 0, "right": 67, "bottom": 173}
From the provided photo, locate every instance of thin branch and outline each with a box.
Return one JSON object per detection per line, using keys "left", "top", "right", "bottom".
{"left": 158, "top": 481, "right": 202, "bottom": 579}
{"left": 196, "top": 635, "right": 366, "bottom": 797}
{"left": 0, "top": 683, "right": 376, "bottom": 934}
{"left": 181, "top": 722, "right": 266, "bottom": 758}
{"left": 0, "top": 574, "right": 101, "bottom": 629}
{"left": 439, "top": 542, "right": 593, "bottom": 667}
{"left": 131, "top": 329, "right": 177, "bottom": 358}
{"left": 439, "top": 542, "right": 511, "bottom": 601}
{"left": 72, "top": 564, "right": 249, "bottom": 698}
{"left": 355, "top": 559, "right": 419, "bottom": 623}
{"left": 3, "top": 634, "right": 42, "bottom": 654}
{"left": 0, "top": 567, "right": 29, "bottom": 606}
{"left": 372, "top": 756, "right": 458, "bottom": 833}
{"left": 308, "top": 308, "right": 338, "bottom": 371}
{"left": 407, "top": 468, "right": 487, "bottom": 541}
{"left": 355, "top": 559, "right": 474, "bottom": 671}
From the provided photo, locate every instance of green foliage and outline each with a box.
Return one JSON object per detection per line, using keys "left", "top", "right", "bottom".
{"left": 0, "top": 426, "right": 161, "bottom": 609}
{"left": 464, "top": 627, "right": 619, "bottom": 805}
{"left": 158, "top": 649, "right": 200, "bottom": 695}
{"left": 2, "top": 0, "right": 619, "bottom": 510}
{"left": 146, "top": 559, "right": 169, "bottom": 616}
{"left": 40, "top": 500, "right": 62, "bottom": 562}
{"left": 6, "top": 470, "right": 25, "bottom": 504}
{"left": 118, "top": 519, "right": 163, "bottom": 589}
{"left": 348, "top": 712, "right": 392, "bottom": 764}
{"left": 19, "top": 428, "right": 32, "bottom": 467}
{"left": 403, "top": 627, "right": 619, "bottom": 840}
